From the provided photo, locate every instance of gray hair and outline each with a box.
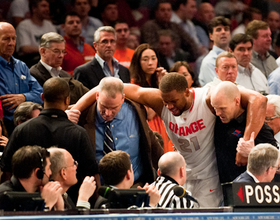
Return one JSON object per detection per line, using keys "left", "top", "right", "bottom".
{"left": 48, "top": 147, "right": 67, "bottom": 180}
{"left": 99, "top": 77, "right": 124, "bottom": 98}
{"left": 94, "top": 26, "right": 116, "bottom": 43}
{"left": 247, "top": 143, "right": 279, "bottom": 176}
{"left": 13, "top": 102, "right": 43, "bottom": 125}
{"left": 267, "top": 95, "right": 280, "bottom": 118}
{"left": 39, "top": 32, "right": 65, "bottom": 49}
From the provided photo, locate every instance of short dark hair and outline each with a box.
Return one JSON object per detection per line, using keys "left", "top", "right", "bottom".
{"left": 154, "top": 0, "right": 172, "bottom": 11}
{"left": 242, "top": 7, "right": 262, "bottom": 23}
{"left": 13, "top": 102, "right": 43, "bottom": 125}
{"left": 71, "top": 0, "right": 91, "bottom": 6}
{"left": 12, "top": 146, "right": 50, "bottom": 179}
{"left": 29, "top": 0, "right": 48, "bottom": 15}
{"left": 63, "top": 11, "right": 81, "bottom": 24}
{"left": 99, "top": 151, "right": 131, "bottom": 185}
{"left": 43, "top": 78, "right": 70, "bottom": 103}
{"left": 246, "top": 20, "right": 269, "bottom": 39}
{"left": 172, "top": 0, "right": 188, "bottom": 11}
{"left": 99, "top": 0, "right": 117, "bottom": 13}
{"left": 229, "top": 33, "right": 253, "bottom": 51}
{"left": 208, "top": 16, "right": 231, "bottom": 34}
{"left": 159, "top": 72, "right": 188, "bottom": 93}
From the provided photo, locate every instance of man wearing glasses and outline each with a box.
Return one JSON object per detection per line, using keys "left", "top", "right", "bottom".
{"left": 234, "top": 143, "right": 280, "bottom": 183}
{"left": 73, "top": 26, "right": 130, "bottom": 90}
{"left": 48, "top": 147, "right": 96, "bottom": 209}
{"left": 266, "top": 95, "right": 280, "bottom": 147}
{"left": 30, "top": 32, "right": 89, "bottom": 105}
{"left": 211, "top": 81, "right": 277, "bottom": 184}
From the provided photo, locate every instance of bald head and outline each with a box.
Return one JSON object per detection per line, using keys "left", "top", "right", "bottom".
{"left": 158, "top": 152, "right": 186, "bottom": 184}
{"left": 99, "top": 77, "right": 124, "bottom": 98}
{"left": 0, "top": 22, "right": 16, "bottom": 61}
{"left": 211, "top": 82, "right": 242, "bottom": 123}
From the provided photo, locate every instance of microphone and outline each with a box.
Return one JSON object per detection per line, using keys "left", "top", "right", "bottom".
{"left": 173, "top": 186, "right": 200, "bottom": 207}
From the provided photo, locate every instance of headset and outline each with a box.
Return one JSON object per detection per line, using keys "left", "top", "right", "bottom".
{"left": 36, "top": 151, "right": 44, "bottom": 179}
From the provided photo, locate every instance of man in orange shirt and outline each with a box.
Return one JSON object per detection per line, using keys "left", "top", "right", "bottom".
{"left": 62, "top": 12, "right": 95, "bottom": 75}
{"left": 113, "top": 21, "right": 134, "bottom": 69}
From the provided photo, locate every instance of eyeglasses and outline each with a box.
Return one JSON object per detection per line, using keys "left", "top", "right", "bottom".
{"left": 265, "top": 116, "right": 278, "bottom": 123}
{"left": 98, "top": 39, "right": 116, "bottom": 45}
{"left": 64, "top": 160, "right": 78, "bottom": 169}
{"left": 47, "top": 48, "right": 67, "bottom": 55}
{"left": 272, "top": 166, "right": 280, "bottom": 172}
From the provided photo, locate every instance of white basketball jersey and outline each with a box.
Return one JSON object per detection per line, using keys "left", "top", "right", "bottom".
{"left": 161, "top": 88, "right": 218, "bottom": 180}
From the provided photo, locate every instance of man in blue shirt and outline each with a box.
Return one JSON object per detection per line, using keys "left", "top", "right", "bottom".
{"left": 78, "top": 77, "right": 163, "bottom": 186}
{"left": 0, "top": 22, "right": 42, "bottom": 134}
{"left": 199, "top": 16, "right": 231, "bottom": 86}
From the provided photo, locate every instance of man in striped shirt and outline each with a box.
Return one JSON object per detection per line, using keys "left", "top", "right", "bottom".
{"left": 152, "top": 152, "right": 195, "bottom": 208}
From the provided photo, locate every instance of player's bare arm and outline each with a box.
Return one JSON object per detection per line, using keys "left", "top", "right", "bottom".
{"left": 123, "top": 84, "right": 164, "bottom": 116}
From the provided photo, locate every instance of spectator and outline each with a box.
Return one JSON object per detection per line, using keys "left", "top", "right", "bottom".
{"left": 113, "top": 21, "right": 134, "bottom": 69}
{"left": 30, "top": 32, "right": 89, "bottom": 104}
{"left": 6, "top": 0, "right": 30, "bottom": 27}
{"left": 265, "top": 11, "right": 280, "bottom": 51}
{"left": 211, "top": 81, "right": 276, "bottom": 183}
{"left": 130, "top": 43, "right": 169, "bottom": 152}
{"left": 0, "top": 78, "right": 98, "bottom": 204}
{"left": 100, "top": 0, "right": 119, "bottom": 27}
{"left": 234, "top": 143, "right": 279, "bottom": 183}
{"left": 171, "top": 0, "right": 204, "bottom": 53}
{"left": 0, "top": 146, "right": 64, "bottom": 211}
{"left": 199, "top": 16, "right": 231, "bottom": 86}
{"left": 229, "top": 33, "right": 269, "bottom": 94}
{"left": 49, "top": 147, "right": 96, "bottom": 210}
{"left": 16, "top": 0, "right": 56, "bottom": 67}
{"left": 170, "top": 61, "right": 200, "bottom": 88}
{"left": 72, "top": 0, "right": 103, "bottom": 45}
{"left": 0, "top": 22, "right": 42, "bottom": 136}
{"left": 152, "top": 152, "right": 195, "bottom": 208}
{"left": 62, "top": 11, "right": 96, "bottom": 75}
{"left": 13, "top": 102, "right": 42, "bottom": 126}
{"left": 266, "top": 95, "right": 280, "bottom": 147}
{"left": 95, "top": 150, "right": 160, "bottom": 208}
{"left": 74, "top": 26, "right": 130, "bottom": 89}
{"left": 141, "top": 0, "right": 199, "bottom": 61}
{"left": 246, "top": 20, "right": 278, "bottom": 78}
{"left": 268, "top": 67, "right": 280, "bottom": 95}
{"left": 193, "top": 2, "right": 215, "bottom": 49}
{"left": 157, "top": 29, "right": 191, "bottom": 72}
{"left": 127, "top": 32, "right": 140, "bottom": 50}
{"left": 231, "top": 7, "right": 262, "bottom": 36}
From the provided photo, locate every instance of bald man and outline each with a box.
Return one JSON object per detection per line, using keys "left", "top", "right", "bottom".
{"left": 152, "top": 152, "right": 194, "bottom": 208}
{"left": 0, "top": 22, "right": 42, "bottom": 135}
{"left": 211, "top": 81, "right": 276, "bottom": 184}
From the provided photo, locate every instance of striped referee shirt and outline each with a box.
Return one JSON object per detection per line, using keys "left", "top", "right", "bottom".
{"left": 152, "top": 175, "right": 194, "bottom": 208}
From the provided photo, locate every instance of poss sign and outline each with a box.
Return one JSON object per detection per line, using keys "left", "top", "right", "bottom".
{"left": 223, "top": 182, "right": 280, "bottom": 206}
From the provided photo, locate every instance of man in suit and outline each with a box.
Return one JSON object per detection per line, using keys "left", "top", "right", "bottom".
{"left": 30, "top": 32, "right": 89, "bottom": 105}
{"left": 73, "top": 26, "right": 130, "bottom": 89}
{"left": 78, "top": 77, "right": 163, "bottom": 186}
{"left": 234, "top": 143, "right": 279, "bottom": 183}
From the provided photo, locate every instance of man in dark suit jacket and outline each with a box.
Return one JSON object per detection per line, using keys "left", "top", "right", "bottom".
{"left": 78, "top": 77, "right": 163, "bottom": 186}
{"left": 30, "top": 32, "right": 89, "bottom": 105}
{"left": 234, "top": 143, "right": 279, "bottom": 183}
{"left": 73, "top": 26, "right": 130, "bottom": 89}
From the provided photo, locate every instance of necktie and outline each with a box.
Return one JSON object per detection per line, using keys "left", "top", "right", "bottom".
{"left": 103, "top": 121, "right": 114, "bottom": 155}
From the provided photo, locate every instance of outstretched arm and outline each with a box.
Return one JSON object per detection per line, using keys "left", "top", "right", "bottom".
{"left": 123, "top": 84, "right": 164, "bottom": 116}
{"left": 72, "top": 84, "right": 165, "bottom": 116}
